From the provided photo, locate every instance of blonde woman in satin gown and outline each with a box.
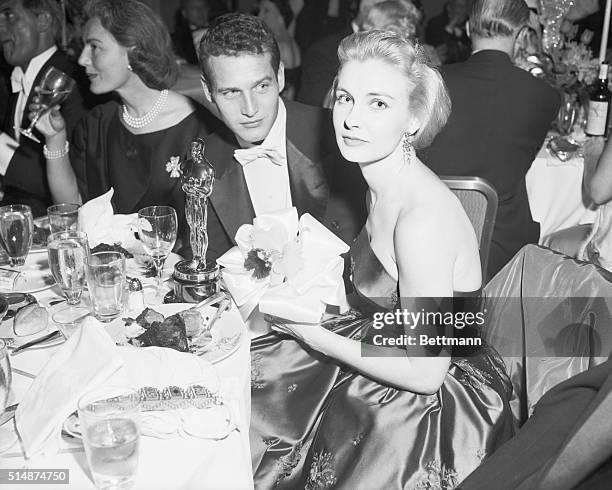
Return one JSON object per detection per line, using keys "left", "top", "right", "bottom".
{"left": 250, "top": 30, "right": 515, "bottom": 489}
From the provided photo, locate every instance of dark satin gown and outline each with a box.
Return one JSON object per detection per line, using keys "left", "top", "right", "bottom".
{"left": 250, "top": 230, "right": 515, "bottom": 489}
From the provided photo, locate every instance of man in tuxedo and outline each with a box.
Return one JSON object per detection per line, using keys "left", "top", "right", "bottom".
{"left": 0, "top": 0, "right": 92, "bottom": 216}
{"left": 421, "top": 0, "right": 560, "bottom": 281}
{"left": 198, "top": 13, "right": 366, "bottom": 262}
{"left": 459, "top": 357, "right": 612, "bottom": 489}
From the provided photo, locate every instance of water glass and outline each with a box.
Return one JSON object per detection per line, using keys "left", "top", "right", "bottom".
{"left": 0, "top": 204, "right": 33, "bottom": 266}
{"left": 137, "top": 206, "right": 177, "bottom": 297}
{"left": 86, "top": 252, "right": 126, "bottom": 322}
{"left": 0, "top": 340, "right": 11, "bottom": 416}
{"left": 78, "top": 387, "right": 140, "bottom": 490}
{"left": 48, "top": 203, "right": 80, "bottom": 234}
{"left": 48, "top": 231, "right": 89, "bottom": 305}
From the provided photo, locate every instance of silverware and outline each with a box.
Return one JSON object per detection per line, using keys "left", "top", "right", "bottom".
{"left": 207, "top": 297, "right": 231, "bottom": 332}
{"left": 9, "top": 330, "right": 62, "bottom": 354}
{"left": 0, "top": 403, "right": 18, "bottom": 426}
{"left": 194, "top": 291, "right": 226, "bottom": 312}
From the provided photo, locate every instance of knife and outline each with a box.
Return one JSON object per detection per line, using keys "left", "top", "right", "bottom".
{"left": 10, "top": 330, "right": 62, "bottom": 354}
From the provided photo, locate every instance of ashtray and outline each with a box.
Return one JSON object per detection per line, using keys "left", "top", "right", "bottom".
{"left": 548, "top": 136, "right": 580, "bottom": 162}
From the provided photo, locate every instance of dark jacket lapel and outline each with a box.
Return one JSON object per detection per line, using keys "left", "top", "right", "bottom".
{"left": 207, "top": 129, "right": 255, "bottom": 242}
{"left": 286, "top": 138, "right": 329, "bottom": 221}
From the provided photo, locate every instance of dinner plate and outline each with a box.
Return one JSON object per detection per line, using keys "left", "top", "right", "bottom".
{"left": 106, "top": 302, "right": 243, "bottom": 365}
{"left": 0, "top": 254, "right": 55, "bottom": 294}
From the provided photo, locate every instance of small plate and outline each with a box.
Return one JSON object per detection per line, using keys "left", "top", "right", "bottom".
{"left": 0, "top": 254, "right": 55, "bottom": 294}
{"left": 62, "top": 411, "right": 81, "bottom": 439}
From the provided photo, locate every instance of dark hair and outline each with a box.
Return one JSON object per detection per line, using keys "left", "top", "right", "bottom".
{"left": 22, "top": 0, "right": 62, "bottom": 40}
{"left": 264, "top": 0, "right": 294, "bottom": 28}
{"left": 84, "top": 0, "right": 178, "bottom": 90}
{"left": 469, "top": 0, "right": 529, "bottom": 38}
{"left": 198, "top": 13, "right": 280, "bottom": 89}
{"left": 338, "top": 30, "right": 451, "bottom": 148}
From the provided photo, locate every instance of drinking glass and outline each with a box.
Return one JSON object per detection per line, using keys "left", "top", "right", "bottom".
{"left": 0, "top": 340, "right": 11, "bottom": 416}
{"left": 137, "top": 206, "right": 177, "bottom": 296}
{"left": 86, "top": 252, "right": 127, "bottom": 322}
{"left": 48, "top": 203, "right": 80, "bottom": 234}
{"left": 48, "top": 231, "right": 89, "bottom": 337}
{"left": 78, "top": 386, "right": 140, "bottom": 490}
{"left": 0, "top": 204, "right": 33, "bottom": 267}
{"left": 556, "top": 95, "right": 578, "bottom": 135}
{"left": 20, "top": 67, "right": 76, "bottom": 144}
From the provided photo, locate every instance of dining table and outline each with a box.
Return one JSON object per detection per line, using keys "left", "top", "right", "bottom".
{"left": 0, "top": 248, "right": 254, "bottom": 489}
{"left": 526, "top": 136, "right": 599, "bottom": 243}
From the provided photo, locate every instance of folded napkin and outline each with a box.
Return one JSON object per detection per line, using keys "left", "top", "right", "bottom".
{"left": 78, "top": 188, "right": 138, "bottom": 248}
{"left": 15, "top": 317, "right": 226, "bottom": 457}
{"left": 15, "top": 321, "right": 123, "bottom": 458}
{"left": 111, "top": 344, "right": 229, "bottom": 440}
{"left": 217, "top": 208, "right": 349, "bottom": 324}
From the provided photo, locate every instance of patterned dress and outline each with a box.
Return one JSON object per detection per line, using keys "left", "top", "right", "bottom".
{"left": 250, "top": 230, "right": 516, "bottom": 489}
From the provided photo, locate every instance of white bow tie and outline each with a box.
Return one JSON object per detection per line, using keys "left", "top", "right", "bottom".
{"left": 234, "top": 146, "right": 286, "bottom": 167}
{"left": 10, "top": 68, "right": 26, "bottom": 94}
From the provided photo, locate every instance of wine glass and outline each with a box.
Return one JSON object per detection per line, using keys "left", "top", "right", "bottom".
{"left": 47, "top": 231, "right": 90, "bottom": 337}
{"left": 0, "top": 340, "right": 11, "bottom": 417}
{"left": 0, "top": 204, "right": 33, "bottom": 267}
{"left": 137, "top": 206, "right": 177, "bottom": 298}
{"left": 20, "top": 67, "right": 76, "bottom": 144}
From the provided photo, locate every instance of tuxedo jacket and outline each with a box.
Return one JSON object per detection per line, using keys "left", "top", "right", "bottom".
{"left": 421, "top": 50, "right": 560, "bottom": 281}
{"left": 460, "top": 357, "right": 612, "bottom": 489}
{"left": 202, "top": 99, "right": 367, "bottom": 263}
{"left": 0, "top": 50, "right": 96, "bottom": 216}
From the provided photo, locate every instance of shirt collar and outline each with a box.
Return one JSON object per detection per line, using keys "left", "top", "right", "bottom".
{"left": 260, "top": 98, "right": 287, "bottom": 155}
{"left": 10, "top": 45, "right": 58, "bottom": 94}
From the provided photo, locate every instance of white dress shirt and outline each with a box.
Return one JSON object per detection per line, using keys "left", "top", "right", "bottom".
{"left": 0, "top": 45, "right": 58, "bottom": 175}
{"left": 234, "top": 100, "right": 292, "bottom": 216}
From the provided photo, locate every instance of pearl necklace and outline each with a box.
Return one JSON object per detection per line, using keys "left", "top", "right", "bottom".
{"left": 122, "top": 89, "right": 169, "bottom": 129}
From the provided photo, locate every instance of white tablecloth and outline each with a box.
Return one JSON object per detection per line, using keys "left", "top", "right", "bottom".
{"left": 526, "top": 144, "right": 597, "bottom": 242}
{"left": 0, "top": 280, "right": 253, "bottom": 490}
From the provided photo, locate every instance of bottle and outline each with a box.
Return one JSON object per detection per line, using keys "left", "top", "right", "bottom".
{"left": 586, "top": 63, "right": 611, "bottom": 137}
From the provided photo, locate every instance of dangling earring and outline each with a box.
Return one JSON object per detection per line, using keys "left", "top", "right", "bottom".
{"left": 127, "top": 63, "right": 133, "bottom": 72}
{"left": 402, "top": 132, "right": 414, "bottom": 166}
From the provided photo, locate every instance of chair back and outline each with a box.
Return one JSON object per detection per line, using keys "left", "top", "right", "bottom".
{"left": 441, "top": 176, "right": 498, "bottom": 279}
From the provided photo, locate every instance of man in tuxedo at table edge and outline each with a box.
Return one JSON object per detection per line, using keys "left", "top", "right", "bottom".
{"left": 196, "top": 13, "right": 366, "bottom": 263}
{"left": 0, "top": 0, "right": 96, "bottom": 216}
{"left": 420, "top": 0, "right": 560, "bottom": 281}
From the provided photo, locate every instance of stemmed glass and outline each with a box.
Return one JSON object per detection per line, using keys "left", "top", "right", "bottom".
{"left": 137, "top": 206, "right": 177, "bottom": 298}
{"left": 20, "top": 67, "right": 76, "bottom": 144}
{"left": 0, "top": 340, "right": 11, "bottom": 417}
{"left": 0, "top": 204, "right": 33, "bottom": 267}
{"left": 47, "top": 231, "right": 90, "bottom": 336}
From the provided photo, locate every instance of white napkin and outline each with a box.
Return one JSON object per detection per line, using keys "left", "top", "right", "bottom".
{"left": 15, "top": 321, "right": 123, "bottom": 458}
{"left": 15, "top": 316, "right": 230, "bottom": 458}
{"left": 78, "top": 188, "right": 139, "bottom": 248}
{"left": 109, "top": 342, "right": 230, "bottom": 440}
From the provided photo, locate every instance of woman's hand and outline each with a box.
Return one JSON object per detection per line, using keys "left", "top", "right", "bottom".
{"left": 266, "top": 315, "right": 320, "bottom": 344}
{"left": 27, "top": 95, "right": 66, "bottom": 140}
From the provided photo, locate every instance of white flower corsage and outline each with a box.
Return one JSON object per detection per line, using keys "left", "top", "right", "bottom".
{"left": 165, "top": 156, "right": 182, "bottom": 178}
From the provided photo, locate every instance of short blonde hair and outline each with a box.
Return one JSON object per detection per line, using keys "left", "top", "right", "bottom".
{"left": 360, "top": 0, "right": 422, "bottom": 40}
{"left": 337, "top": 30, "right": 450, "bottom": 149}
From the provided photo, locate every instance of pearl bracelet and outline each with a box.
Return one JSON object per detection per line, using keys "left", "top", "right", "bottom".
{"left": 43, "top": 141, "right": 70, "bottom": 159}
